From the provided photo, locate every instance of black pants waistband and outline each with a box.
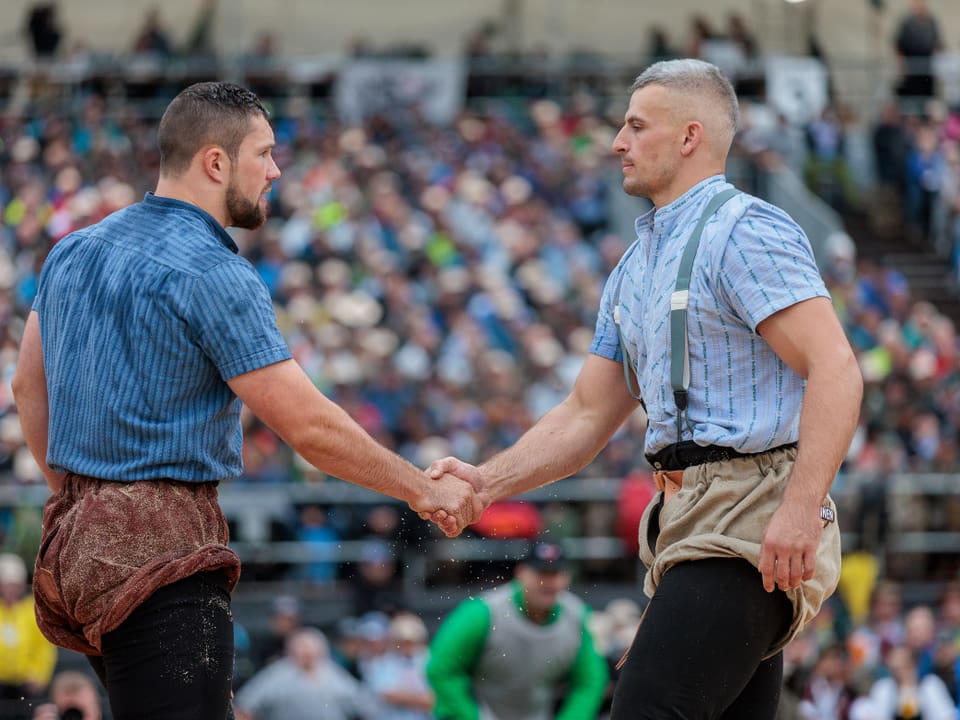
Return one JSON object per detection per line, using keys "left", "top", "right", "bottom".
{"left": 645, "top": 441, "right": 798, "bottom": 471}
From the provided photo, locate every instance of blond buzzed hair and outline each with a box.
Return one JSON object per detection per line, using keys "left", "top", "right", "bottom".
{"left": 630, "top": 59, "right": 739, "bottom": 154}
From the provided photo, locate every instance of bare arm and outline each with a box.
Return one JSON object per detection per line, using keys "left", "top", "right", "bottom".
{"left": 11, "top": 312, "right": 65, "bottom": 492}
{"left": 756, "top": 295, "right": 863, "bottom": 591}
{"left": 431, "top": 354, "right": 641, "bottom": 502}
{"left": 228, "top": 359, "right": 486, "bottom": 534}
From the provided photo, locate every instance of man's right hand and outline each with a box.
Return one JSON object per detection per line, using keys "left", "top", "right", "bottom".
{"left": 418, "top": 457, "right": 488, "bottom": 532}
{"left": 411, "top": 465, "right": 489, "bottom": 537}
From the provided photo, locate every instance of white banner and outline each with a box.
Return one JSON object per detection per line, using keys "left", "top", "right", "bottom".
{"left": 765, "top": 55, "right": 829, "bottom": 125}
{"left": 335, "top": 59, "right": 466, "bottom": 126}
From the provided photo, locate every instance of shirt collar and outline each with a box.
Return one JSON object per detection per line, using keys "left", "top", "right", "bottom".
{"left": 634, "top": 175, "right": 728, "bottom": 240}
{"left": 143, "top": 192, "right": 239, "bottom": 254}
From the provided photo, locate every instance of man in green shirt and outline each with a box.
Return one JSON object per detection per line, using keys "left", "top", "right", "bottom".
{"left": 426, "top": 542, "right": 609, "bottom": 720}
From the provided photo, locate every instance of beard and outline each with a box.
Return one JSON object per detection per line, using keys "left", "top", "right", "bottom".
{"left": 226, "top": 180, "right": 267, "bottom": 229}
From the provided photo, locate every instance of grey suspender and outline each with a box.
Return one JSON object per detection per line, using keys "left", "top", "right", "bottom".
{"left": 614, "top": 188, "right": 740, "bottom": 440}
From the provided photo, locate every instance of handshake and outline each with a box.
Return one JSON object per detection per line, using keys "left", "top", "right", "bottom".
{"left": 411, "top": 456, "right": 490, "bottom": 538}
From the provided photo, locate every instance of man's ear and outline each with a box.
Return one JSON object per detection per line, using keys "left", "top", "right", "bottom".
{"left": 679, "top": 121, "right": 704, "bottom": 157}
{"left": 201, "top": 146, "right": 229, "bottom": 183}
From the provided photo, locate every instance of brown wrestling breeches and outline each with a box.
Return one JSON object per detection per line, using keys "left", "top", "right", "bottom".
{"left": 33, "top": 474, "right": 241, "bottom": 655}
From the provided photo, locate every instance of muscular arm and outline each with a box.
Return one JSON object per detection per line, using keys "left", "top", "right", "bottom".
{"left": 757, "top": 295, "right": 863, "bottom": 590}
{"left": 11, "top": 312, "right": 65, "bottom": 492}
{"left": 228, "top": 359, "right": 485, "bottom": 532}
{"left": 478, "top": 354, "right": 640, "bottom": 502}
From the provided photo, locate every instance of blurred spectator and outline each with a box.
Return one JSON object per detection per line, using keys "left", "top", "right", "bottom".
{"left": 363, "top": 612, "right": 433, "bottom": 720}
{"left": 644, "top": 26, "right": 677, "bottom": 65}
{"left": 848, "top": 581, "right": 906, "bottom": 681}
{"left": 797, "top": 642, "right": 858, "bottom": 720}
{"left": 872, "top": 102, "right": 910, "bottom": 230}
{"left": 805, "top": 105, "right": 859, "bottom": 213}
{"left": 726, "top": 12, "right": 758, "bottom": 61}
{"left": 893, "top": 0, "right": 943, "bottom": 102}
{"left": 0, "top": 553, "right": 57, "bottom": 720}
{"left": 349, "top": 537, "right": 404, "bottom": 617}
{"left": 904, "top": 119, "right": 948, "bottom": 244}
{"left": 251, "top": 595, "right": 303, "bottom": 670}
{"left": 864, "top": 644, "right": 957, "bottom": 720}
{"left": 31, "top": 671, "right": 102, "bottom": 720}
{"left": 903, "top": 605, "right": 938, "bottom": 678}
{"left": 234, "top": 627, "right": 375, "bottom": 720}
{"left": 426, "top": 542, "right": 608, "bottom": 720}
{"left": 353, "top": 611, "right": 391, "bottom": 680}
{"left": 183, "top": 0, "right": 218, "bottom": 59}
{"left": 130, "top": 7, "right": 174, "bottom": 58}
{"left": 295, "top": 504, "right": 340, "bottom": 584}
{"left": 684, "top": 13, "right": 719, "bottom": 60}
{"left": 24, "top": 3, "right": 61, "bottom": 59}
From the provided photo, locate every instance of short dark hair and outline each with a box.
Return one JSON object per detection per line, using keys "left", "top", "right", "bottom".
{"left": 157, "top": 82, "right": 269, "bottom": 177}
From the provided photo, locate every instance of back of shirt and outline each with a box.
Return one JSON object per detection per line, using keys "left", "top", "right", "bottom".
{"left": 34, "top": 194, "right": 291, "bottom": 482}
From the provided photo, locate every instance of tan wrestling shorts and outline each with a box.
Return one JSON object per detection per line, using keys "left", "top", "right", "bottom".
{"left": 637, "top": 445, "right": 841, "bottom": 655}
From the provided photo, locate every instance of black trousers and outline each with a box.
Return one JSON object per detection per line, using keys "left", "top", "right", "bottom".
{"left": 610, "top": 557, "right": 793, "bottom": 720}
{"left": 87, "top": 570, "right": 234, "bottom": 720}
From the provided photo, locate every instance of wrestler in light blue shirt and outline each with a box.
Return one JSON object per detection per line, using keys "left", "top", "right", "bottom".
{"left": 33, "top": 193, "right": 292, "bottom": 482}
{"left": 590, "top": 175, "right": 829, "bottom": 457}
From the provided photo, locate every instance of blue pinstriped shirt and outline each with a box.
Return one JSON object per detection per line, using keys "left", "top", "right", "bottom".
{"left": 33, "top": 193, "right": 292, "bottom": 482}
{"left": 590, "top": 176, "right": 829, "bottom": 457}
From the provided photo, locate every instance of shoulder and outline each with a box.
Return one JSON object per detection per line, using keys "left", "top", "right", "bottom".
{"left": 724, "top": 191, "right": 796, "bottom": 228}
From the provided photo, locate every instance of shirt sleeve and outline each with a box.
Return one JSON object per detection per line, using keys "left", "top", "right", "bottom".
{"left": 590, "top": 242, "right": 641, "bottom": 362}
{"left": 556, "top": 606, "right": 610, "bottom": 720}
{"left": 186, "top": 259, "right": 292, "bottom": 379}
{"left": 426, "top": 597, "right": 491, "bottom": 720}
{"left": 715, "top": 202, "right": 829, "bottom": 332}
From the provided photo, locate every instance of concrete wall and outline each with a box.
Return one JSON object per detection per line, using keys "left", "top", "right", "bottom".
{"left": 1, "top": 0, "right": 957, "bottom": 62}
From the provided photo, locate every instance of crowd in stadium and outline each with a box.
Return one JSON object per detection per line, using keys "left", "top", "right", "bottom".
{"left": 1, "top": 0, "right": 960, "bottom": 718}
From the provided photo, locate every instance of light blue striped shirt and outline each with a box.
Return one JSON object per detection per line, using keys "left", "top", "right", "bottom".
{"left": 33, "top": 193, "right": 292, "bottom": 482}
{"left": 590, "top": 176, "right": 829, "bottom": 457}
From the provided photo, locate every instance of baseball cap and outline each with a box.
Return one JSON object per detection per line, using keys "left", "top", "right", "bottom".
{"left": 521, "top": 542, "right": 569, "bottom": 573}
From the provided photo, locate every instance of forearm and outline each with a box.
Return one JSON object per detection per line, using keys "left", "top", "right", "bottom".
{"left": 284, "top": 398, "right": 428, "bottom": 505}
{"left": 480, "top": 397, "right": 617, "bottom": 503}
{"left": 785, "top": 349, "right": 863, "bottom": 508}
{"left": 229, "top": 361, "right": 429, "bottom": 506}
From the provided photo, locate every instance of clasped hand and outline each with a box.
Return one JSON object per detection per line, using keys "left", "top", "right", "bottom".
{"left": 410, "top": 457, "right": 489, "bottom": 537}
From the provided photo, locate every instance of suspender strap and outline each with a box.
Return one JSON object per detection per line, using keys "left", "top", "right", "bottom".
{"left": 669, "top": 188, "right": 739, "bottom": 439}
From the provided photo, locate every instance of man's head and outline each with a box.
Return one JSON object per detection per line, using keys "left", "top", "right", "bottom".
{"left": 612, "top": 59, "right": 738, "bottom": 207}
{"left": 515, "top": 542, "right": 571, "bottom": 620}
{"left": 0, "top": 553, "right": 26, "bottom": 605}
{"left": 285, "top": 627, "right": 330, "bottom": 673}
{"left": 156, "top": 82, "right": 280, "bottom": 229}
{"left": 388, "top": 612, "right": 428, "bottom": 657}
{"left": 49, "top": 671, "right": 102, "bottom": 720}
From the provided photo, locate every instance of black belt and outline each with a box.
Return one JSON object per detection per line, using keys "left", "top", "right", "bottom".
{"left": 645, "top": 441, "right": 798, "bottom": 471}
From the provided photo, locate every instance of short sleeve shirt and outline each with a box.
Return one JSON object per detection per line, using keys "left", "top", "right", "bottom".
{"left": 590, "top": 176, "right": 829, "bottom": 456}
{"left": 33, "top": 193, "right": 292, "bottom": 481}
